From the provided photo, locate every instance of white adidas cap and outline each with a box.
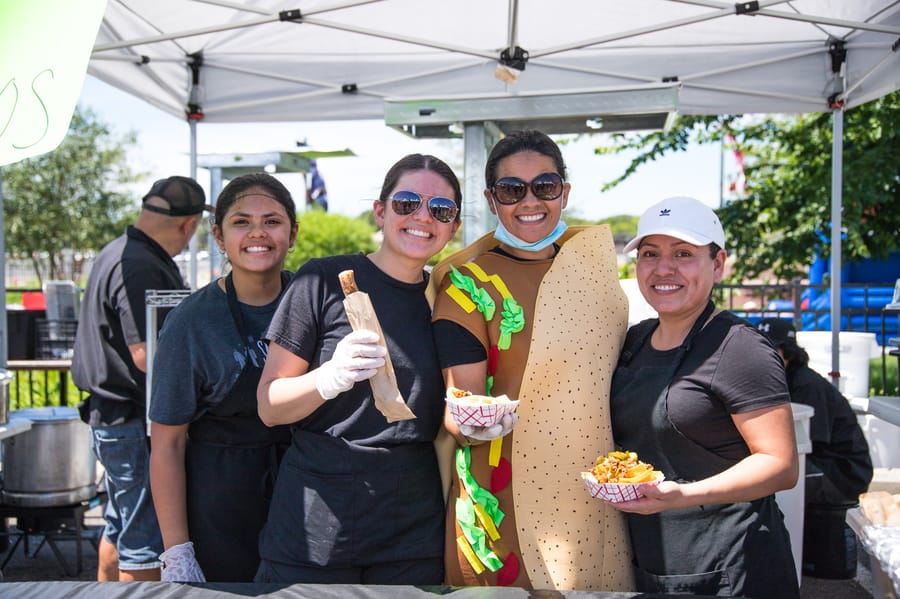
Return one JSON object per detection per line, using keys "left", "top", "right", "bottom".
{"left": 624, "top": 196, "right": 726, "bottom": 253}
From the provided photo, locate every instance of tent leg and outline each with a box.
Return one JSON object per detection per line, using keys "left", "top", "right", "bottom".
{"left": 208, "top": 167, "right": 223, "bottom": 281}
{"left": 0, "top": 167, "right": 7, "bottom": 367}
{"left": 462, "top": 123, "right": 499, "bottom": 245}
{"left": 829, "top": 106, "right": 843, "bottom": 390}
{"left": 188, "top": 117, "right": 200, "bottom": 289}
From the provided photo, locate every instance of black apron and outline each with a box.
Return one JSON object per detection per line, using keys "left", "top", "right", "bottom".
{"left": 261, "top": 430, "right": 444, "bottom": 571}
{"left": 610, "top": 302, "right": 798, "bottom": 598}
{"left": 185, "top": 273, "right": 290, "bottom": 582}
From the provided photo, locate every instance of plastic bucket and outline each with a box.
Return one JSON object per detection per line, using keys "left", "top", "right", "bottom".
{"left": 795, "top": 331, "right": 877, "bottom": 398}
{"left": 802, "top": 503, "right": 858, "bottom": 579}
{"left": 856, "top": 413, "right": 900, "bottom": 469}
{"left": 775, "top": 403, "right": 814, "bottom": 587}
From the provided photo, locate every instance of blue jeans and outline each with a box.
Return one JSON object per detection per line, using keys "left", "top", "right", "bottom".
{"left": 91, "top": 418, "right": 162, "bottom": 570}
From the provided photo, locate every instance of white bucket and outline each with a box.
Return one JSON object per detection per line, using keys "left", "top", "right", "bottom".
{"left": 856, "top": 414, "right": 900, "bottom": 469}
{"left": 795, "top": 331, "right": 877, "bottom": 398}
{"left": 775, "top": 402, "right": 814, "bottom": 587}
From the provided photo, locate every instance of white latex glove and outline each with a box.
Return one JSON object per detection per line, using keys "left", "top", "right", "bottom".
{"left": 460, "top": 412, "right": 518, "bottom": 442}
{"left": 315, "top": 330, "right": 386, "bottom": 400}
{"left": 160, "top": 541, "right": 206, "bottom": 583}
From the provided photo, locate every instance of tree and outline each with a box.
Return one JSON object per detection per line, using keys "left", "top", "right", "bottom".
{"left": 283, "top": 210, "right": 378, "bottom": 272}
{"left": 3, "top": 106, "right": 142, "bottom": 284}
{"left": 594, "top": 92, "right": 900, "bottom": 282}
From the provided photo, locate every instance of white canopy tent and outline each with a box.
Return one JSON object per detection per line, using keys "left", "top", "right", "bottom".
{"left": 90, "top": 1, "right": 899, "bottom": 118}
{"left": 83, "top": 0, "right": 900, "bottom": 382}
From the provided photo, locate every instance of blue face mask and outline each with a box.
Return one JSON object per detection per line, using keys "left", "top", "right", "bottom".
{"left": 493, "top": 218, "right": 568, "bottom": 253}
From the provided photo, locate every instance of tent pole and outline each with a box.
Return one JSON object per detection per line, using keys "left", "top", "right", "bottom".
{"left": 0, "top": 167, "right": 7, "bottom": 368}
{"left": 462, "top": 122, "right": 500, "bottom": 245}
{"left": 209, "top": 167, "right": 223, "bottom": 281}
{"left": 188, "top": 117, "right": 199, "bottom": 289}
{"left": 829, "top": 105, "right": 843, "bottom": 390}
{"left": 462, "top": 123, "right": 488, "bottom": 245}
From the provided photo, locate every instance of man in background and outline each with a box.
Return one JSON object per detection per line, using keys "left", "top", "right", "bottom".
{"left": 73, "top": 176, "right": 210, "bottom": 581}
{"left": 307, "top": 159, "right": 328, "bottom": 211}
{"left": 756, "top": 317, "right": 873, "bottom": 507}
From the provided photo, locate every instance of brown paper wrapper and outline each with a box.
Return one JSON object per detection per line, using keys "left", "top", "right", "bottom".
{"left": 340, "top": 271, "right": 416, "bottom": 422}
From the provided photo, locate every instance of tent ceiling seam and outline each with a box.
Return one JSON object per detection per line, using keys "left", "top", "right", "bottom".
{"left": 206, "top": 57, "right": 486, "bottom": 94}
{"left": 93, "top": 13, "right": 279, "bottom": 52}
{"left": 682, "top": 80, "right": 825, "bottom": 106}
{"left": 840, "top": 48, "right": 900, "bottom": 101}
{"left": 298, "top": 16, "right": 496, "bottom": 60}
{"left": 533, "top": 6, "right": 734, "bottom": 58}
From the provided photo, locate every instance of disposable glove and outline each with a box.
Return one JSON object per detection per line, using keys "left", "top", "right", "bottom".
{"left": 160, "top": 541, "right": 206, "bottom": 583}
{"left": 460, "top": 412, "right": 518, "bottom": 442}
{"left": 315, "top": 330, "right": 386, "bottom": 400}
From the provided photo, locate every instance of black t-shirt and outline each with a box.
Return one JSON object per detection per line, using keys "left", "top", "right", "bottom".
{"left": 150, "top": 278, "right": 282, "bottom": 425}
{"left": 266, "top": 253, "right": 445, "bottom": 446}
{"left": 72, "top": 226, "right": 187, "bottom": 426}
{"left": 625, "top": 311, "right": 791, "bottom": 462}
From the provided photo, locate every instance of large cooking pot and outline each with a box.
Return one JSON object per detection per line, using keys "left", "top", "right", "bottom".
{"left": 1, "top": 407, "right": 97, "bottom": 507}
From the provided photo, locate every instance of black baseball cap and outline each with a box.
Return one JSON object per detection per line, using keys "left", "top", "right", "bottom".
{"left": 142, "top": 176, "right": 212, "bottom": 216}
{"left": 756, "top": 318, "right": 797, "bottom": 348}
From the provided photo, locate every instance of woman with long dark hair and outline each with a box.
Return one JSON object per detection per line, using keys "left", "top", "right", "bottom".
{"left": 255, "top": 154, "right": 461, "bottom": 584}
{"left": 150, "top": 173, "right": 297, "bottom": 582}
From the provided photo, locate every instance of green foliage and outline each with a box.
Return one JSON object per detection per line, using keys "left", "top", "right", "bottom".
{"left": 8, "top": 370, "right": 81, "bottom": 410}
{"left": 870, "top": 356, "right": 899, "bottom": 396}
{"left": 594, "top": 93, "right": 900, "bottom": 282}
{"left": 427, "top": 228, "right": 466, "bottom": 267}
{"left": 2, "top": 106, "right": 143, "bottom": 285}
{"left": 6, "top": 291, "right": 24, "bottom": 306}
{"left": 599, "top": 214, "right": 640, "bottom": 239}
{"left": 283, "top": 210, "right": 378, "bottom": 271}
{"left": 562, "top": 214, "right": 596, "bottom": 226}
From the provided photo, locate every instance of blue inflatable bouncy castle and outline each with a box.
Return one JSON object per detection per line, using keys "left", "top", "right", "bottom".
{"left": 800, "top": 250, "right": 899, "bottom": 345}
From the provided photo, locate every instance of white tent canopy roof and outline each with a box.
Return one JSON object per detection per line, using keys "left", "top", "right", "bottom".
{"left": 89, "top": 0, "right": 900, "bottom": 127}
{"left": 82, "top": 0, "right": 900, "bottom": 385}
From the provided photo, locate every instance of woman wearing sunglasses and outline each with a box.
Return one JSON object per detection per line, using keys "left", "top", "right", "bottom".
{"left": 254, "top": 154, "right": 461, "bottom": 584}
{"left": 428, "top": 130, "right": 632, "bottom": 590}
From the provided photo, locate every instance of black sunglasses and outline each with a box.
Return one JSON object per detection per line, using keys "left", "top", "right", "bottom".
{"left": 388, "top": 190, "right": 459, "bottom": 224}
{"left": 490, "top": 172, "right": 564, "bottom": 205}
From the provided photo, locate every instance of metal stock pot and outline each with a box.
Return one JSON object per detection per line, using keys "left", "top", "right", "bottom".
{"left": 1, "top": 407, "right": 97, "bottom": 507}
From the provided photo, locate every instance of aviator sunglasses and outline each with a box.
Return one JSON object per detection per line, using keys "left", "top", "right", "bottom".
{"left": 388, "top": 190, "right": 459, "bottom": 224}
{"left": 490, "top": 172, "right": 564, "bottom": 205}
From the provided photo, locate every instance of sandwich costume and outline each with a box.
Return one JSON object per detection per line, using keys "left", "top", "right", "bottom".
{"left": 429, "top": 225, "right": 633, "bottom": 590}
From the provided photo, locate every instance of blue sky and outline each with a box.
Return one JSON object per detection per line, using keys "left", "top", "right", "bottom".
{"left": 78, "top": 75, "right": 730, "bottom": 222}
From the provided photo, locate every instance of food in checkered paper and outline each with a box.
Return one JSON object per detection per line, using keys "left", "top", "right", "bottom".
{"left": 589, "top": 450, "right": 662, "bottom": 484}
{"left": 581, "top": 450, "right": 665, "bottom": 503}
{"left": 448, "top": 386, "right": 513, "bottom": 405}
{"left": 445, "top": 387, "right": 518, "bottom": 427}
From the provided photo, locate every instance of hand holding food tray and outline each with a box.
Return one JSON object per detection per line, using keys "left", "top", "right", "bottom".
{"left": 339, "top": 270, "right": 416, "bottom": 422}
{"left": 581, "top": 450, "right": 665, "bottom": 503}
{"left": 445, "top": 386, "right": 519, "bottom": 428}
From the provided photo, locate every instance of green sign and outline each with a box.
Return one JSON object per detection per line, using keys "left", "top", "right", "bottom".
{"left": 1, "top": 0, "right": 106, "bottom": 166}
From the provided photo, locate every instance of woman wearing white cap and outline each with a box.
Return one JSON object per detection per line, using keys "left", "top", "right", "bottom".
{"left": 608, "top": 196, "right": 800, "bottom": 598}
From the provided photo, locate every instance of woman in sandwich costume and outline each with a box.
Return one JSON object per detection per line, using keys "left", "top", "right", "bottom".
{"left": 429, "top": 129, "right": 632, "bottom": 590}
